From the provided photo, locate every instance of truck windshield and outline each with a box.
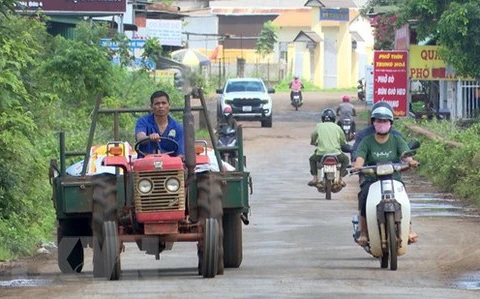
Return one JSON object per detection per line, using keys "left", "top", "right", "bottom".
{"left": 226, "top": 81, "right": 265, "bottom": 93}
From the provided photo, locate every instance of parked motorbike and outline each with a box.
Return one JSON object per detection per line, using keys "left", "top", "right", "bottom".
{"left": 290, "top": 90, "right": 303, "bottom": 111}
{"left": 217, "top": 125, "right": 237, "bottom": 167}
{"left": 350, "top": 143, "right": 420, "bottom": 271}
{"left": 218, "top": 125, "right": 237, "bottom": 148}
{"left": 339, "top": 118, "right": 355, "bottom": 141}
{"left": 216, "top": 105, "right": 238, "bottom": 167}
{"left": 357, "top": 79, "right": 365, "bottom": 101}
{"left": 316, "top": 144, "right": 352, "bottom": 200}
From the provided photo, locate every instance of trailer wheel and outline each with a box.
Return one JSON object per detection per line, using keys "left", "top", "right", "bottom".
{"left": 196, "top": 172, "right": 224, "bottom": 277}
{"left": 57, "top": 224, "right": 84, "bottom": 273}
{"left": 223, "top": 212, "right": 243, "bottom": 268}
{"left": 92, "top": 174, "right": 119, "bottom": 279}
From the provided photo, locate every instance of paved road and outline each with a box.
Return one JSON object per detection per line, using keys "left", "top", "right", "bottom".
{"left": 1, "top": 91, "right": 479, "bottom": 298}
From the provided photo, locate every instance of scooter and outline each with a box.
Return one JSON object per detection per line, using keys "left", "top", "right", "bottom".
{"left": 290, "top": 90, "right": 303, "bottom": 111}
{"left": 339, "top": 118, "right": 355, "bottom": 141}
{"left": 350, "top": 145, "right": 419, "bottom": 271}
{"left": 216, "top": 111, "right": 238, "bottom": 167}
{"left": 316, "top": 144, "right": 352, "bottom": 200}
{"left": 357, "top": 79, "right": 365, "bottom": 101}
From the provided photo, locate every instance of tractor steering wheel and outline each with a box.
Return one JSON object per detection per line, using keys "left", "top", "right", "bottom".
{"left": 134, "top": 136, "right": 179, "bottom": 157}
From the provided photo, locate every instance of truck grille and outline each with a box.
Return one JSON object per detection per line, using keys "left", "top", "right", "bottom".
{"left": 232, "top": 98, "right": 263, "bottom": 108}
{"left": 133, "top": 170, "right": 185, "bottom": 212}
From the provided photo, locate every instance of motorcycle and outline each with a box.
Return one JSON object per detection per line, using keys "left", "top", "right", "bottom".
{"left": 357, "top": 79, "right": 365, "bottom": 101}
{"left": 350, "top": 144, "right": 419, "bottom": 271}
{"left": 290, "top": 90, "right": 303, "bottom": 111}
{"left": 339, "top": 118, "right": 355, "bottom": 141}
{"left": 316, "top": 144, "right": 352, "bottom": 200}
{"left": 217, "top": 123, "right": 237, "bottom": 167}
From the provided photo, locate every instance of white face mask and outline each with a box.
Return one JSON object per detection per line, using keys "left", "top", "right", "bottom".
{"left": 373, "top": 120, "right": 391, "bottom": 135}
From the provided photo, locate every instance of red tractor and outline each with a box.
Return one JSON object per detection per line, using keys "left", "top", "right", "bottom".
{"left": 51, "top": 90, "right": 250, "bottom": 280}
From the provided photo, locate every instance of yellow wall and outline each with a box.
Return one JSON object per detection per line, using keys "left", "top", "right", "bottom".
{"left": 336, "top": 22, "right": 353, "bottom": 88}
{"left": 193, "top": 8, "right": 362, "bottom": 88}
{"left": 196, "top": 46, "right": 274, "bottom": 64}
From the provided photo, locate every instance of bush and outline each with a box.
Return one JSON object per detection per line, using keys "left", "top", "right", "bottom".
{"left": 397, "top": 119, "right": 480, "bottom": 207}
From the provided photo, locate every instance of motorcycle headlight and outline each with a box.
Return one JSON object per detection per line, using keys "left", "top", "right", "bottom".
{"left": 138, "top": 179, "right": 153, "bottom": 194}
{"left": 376, "top": 164, "right": 394, "bottom": 176}
{"left": 165, "top": 177, "right": 180, "bottom": 192}
{"left": 382, "top": 180, "right": 394, "bottom": 192}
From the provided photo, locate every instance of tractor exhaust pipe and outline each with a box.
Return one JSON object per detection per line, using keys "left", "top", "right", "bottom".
{"left": 183, "top": 94, "right": 196, "bottom": 182}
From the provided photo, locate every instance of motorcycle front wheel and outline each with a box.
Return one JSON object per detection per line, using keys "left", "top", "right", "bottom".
{"left": 387, "top": 213, "right": 398, "bottom": 270}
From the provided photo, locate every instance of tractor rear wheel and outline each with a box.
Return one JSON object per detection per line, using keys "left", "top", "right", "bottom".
{"left": 196, "top": 172, "right": 224, "bottom": 277}
{"left": 57, "top": 223, "right": 84, "bottom": 273}
{"left": 223, "top": 212, "right": 243, "bottom": 268}
{"left": 92, "top": 174, "right": 120, "bottom": 279}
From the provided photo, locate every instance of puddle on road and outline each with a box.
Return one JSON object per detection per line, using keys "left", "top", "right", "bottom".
{"left": 0, "top": 278, "right": 52, "bottom": 288}
{"left": 409, "top": 193, "right": 480, "bottom": 218}
{"left": 454, "top": 272, "right": 480, "bottom": 290}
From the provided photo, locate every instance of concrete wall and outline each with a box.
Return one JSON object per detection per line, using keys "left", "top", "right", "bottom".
{"left": 183, "top": 15, "right": 218, "bottom": 50}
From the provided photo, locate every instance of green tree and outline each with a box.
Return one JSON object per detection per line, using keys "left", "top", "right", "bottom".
{"left": 436, "top": 1, "right": 480, "bottom": 78}
{"left": 365, "top": 0, "right": 480, "bottom": 78}
{"left": 0, "top": 0, "right": 16, "bottom": 16}
{"left": 255, "top": 21, "right": 278, "bottom": 57}
{"left": 0, "top": 12, "right": 56, "bottom": 258}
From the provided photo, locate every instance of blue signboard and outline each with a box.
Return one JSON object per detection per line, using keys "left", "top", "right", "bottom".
{"left": 320, "top": 8, "right": 350, "bottom": 22}
{"left": 100, "top": 38, "right": 146, "bottom": 51}
{"left": 100, "top": 39, "right": 155, "bottom": 69}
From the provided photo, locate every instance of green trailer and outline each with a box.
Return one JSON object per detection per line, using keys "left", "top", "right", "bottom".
{"left": 49, "top": 89, "right": 251, "bottom": 280}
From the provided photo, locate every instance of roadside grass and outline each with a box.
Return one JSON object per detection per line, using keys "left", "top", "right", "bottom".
{"left": 397, "top": 118, "right": 480, "bottom": 208}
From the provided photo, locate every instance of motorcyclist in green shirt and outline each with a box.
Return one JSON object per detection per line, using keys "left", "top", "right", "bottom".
{"left": 308, "top": 108, "right": 350, "bottom": 187}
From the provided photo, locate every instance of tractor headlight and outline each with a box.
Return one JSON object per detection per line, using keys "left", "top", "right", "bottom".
{"left": 138, "top": 179, "right": 153, "bottom": 194}
{"left": 165, "top": 178, "right": 180, "bottom": 192}
{"left": 376, "top": 164, "right": 394, "bottom": 176}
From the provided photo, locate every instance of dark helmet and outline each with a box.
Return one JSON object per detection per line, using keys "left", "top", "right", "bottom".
{"left": 370, "top": 101, "right": 394, "bottom": 124}
{"left": 321, "top": 108, "right": 336, "bottom": 123}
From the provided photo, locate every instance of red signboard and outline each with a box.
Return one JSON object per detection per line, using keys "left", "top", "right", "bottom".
{"left": 373, "top": 51, "right": 408, "bottom": 118}
{"left": 15, "top": 0, "right": 126, "bottom": 13}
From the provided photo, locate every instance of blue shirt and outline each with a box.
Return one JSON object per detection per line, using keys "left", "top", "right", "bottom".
{"left": 351, "top": 125, "right": 403, "bottom": 161}
{"left": 135, "top": 114, "right": 184, "bottom": 157}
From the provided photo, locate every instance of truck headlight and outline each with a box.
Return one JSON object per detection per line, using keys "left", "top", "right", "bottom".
{"left": 165, "top": 178, "right": 180, "bottom": 192}
{"left": 138, "top": 179, "right": 153, "bottom": 194}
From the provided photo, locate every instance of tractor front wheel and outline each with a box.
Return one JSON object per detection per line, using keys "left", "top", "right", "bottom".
{"left": 92, "top": 174, "right": 120, "bottom": 280}
{"left": 104, "top": 221, "right": 121, "bottom": 280}
{"left": 196, "top": 172, "right": 224, "bottom": 277}
{"left": 202, "top": 218, "right": 220, "bottom": 278}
